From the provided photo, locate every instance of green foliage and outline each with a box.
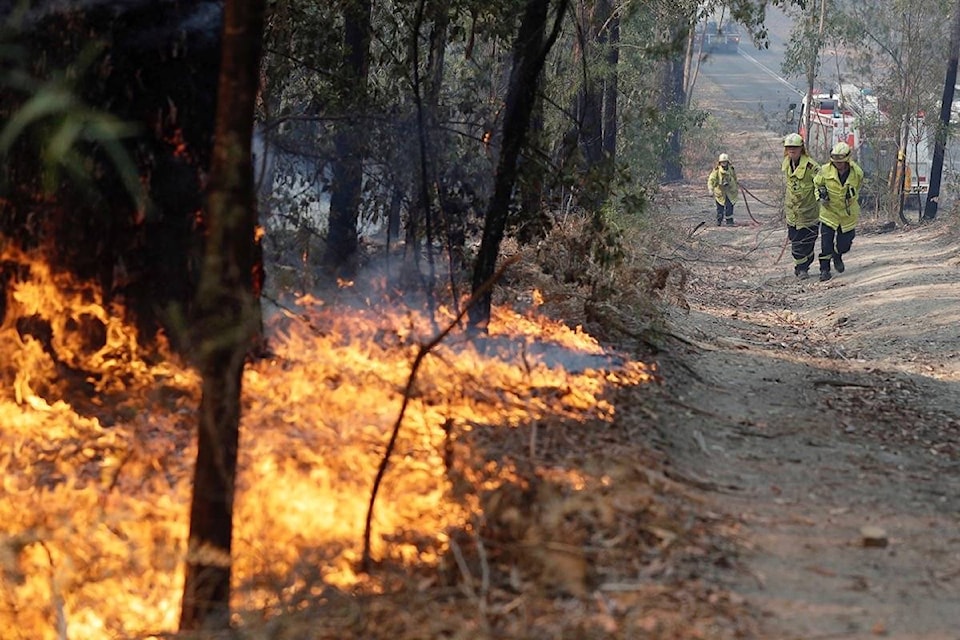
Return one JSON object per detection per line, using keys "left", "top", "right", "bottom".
{"left": 779, "top": 2, "right": 819, "bottom": 80}
{"left": 0, "top": 36, "right": 143, "bottom": 208}
{"left": 257, "top": 0, "right": 779, "bottom": 292}
{"left": 682, "top": 110, "right": 725, "bottom": 178}
{"left": 781, "top": 0, "right": 952, "bottom": 122}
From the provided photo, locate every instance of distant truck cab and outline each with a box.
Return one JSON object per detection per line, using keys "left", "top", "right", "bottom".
{"left": 695, "top": 19, "right": 741, "bottom": 53}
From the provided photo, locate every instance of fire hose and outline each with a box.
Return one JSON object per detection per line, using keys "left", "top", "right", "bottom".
{"left": 738, "top": 183, "right": 775, "bottom": 225}
{"left": 738, "top": 183, "right": 790, "bottom": 263}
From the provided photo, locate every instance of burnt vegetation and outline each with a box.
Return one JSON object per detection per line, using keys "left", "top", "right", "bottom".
{"left": 0, "top": 0, "right": 785, "bottom": 637}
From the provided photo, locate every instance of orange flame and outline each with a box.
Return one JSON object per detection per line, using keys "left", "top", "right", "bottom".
{"left": 0, "top": 248, "right": 656, "bottom": 638}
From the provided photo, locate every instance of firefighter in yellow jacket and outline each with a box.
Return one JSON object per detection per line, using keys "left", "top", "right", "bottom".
{"left": 782, "top": 133, "right": 821, "bottom": 279}
{"left": 813, "top": 141, "right": 864, "bottom": 282}
{"left": 708, "top": 153, "right": 738, "bottom": 226}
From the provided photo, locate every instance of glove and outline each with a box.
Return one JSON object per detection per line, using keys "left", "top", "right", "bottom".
{"left": 818, "top": 186, "right": 828, "bottom": 201}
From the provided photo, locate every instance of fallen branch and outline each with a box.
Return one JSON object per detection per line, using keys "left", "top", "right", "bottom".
{"left": 812, "top": 378, "right": 871, "bottom": 389}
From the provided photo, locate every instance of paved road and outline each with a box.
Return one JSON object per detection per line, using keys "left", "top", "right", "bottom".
{"left": 693, "top": 8, "right": 804, "bottom": 137}
{"left": 696, "top": 8, "right": 960, "bottom": 196}
{"left": 695, "top": 51, "right": 803, "bottom": 137}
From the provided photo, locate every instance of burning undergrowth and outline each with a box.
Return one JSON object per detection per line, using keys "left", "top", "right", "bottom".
{"left": 0, "top": 220, "right": 753, "bottom": 639}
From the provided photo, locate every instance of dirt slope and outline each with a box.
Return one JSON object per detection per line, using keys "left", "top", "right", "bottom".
{"left": 645, "top": 80, "right": 960, "bottom": 639}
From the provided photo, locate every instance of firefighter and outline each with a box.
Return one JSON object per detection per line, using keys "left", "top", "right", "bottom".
{"left": 814, "top": 141, "right": 864, "bottom": 282}
{"left": 781, "top": 133, "right": 821, "bottom": 279}
{"left": 708, "top": 152, "right": 739, "bottom": 226}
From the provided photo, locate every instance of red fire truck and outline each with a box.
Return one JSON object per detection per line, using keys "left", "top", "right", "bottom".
{"left": 798, "top": 92, "right": 859, "bottom": 161}
{"left": 798, "top": 91, "right": 932, "bottom": 209}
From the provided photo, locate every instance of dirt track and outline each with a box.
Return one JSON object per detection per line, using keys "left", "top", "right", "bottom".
{"left": 647, "top": 105, "right": 960, "bottom": 637}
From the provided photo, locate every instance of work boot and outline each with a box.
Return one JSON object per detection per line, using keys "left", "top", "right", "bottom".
{"left": 819, "top": 270, "right": 832, "bottom": 282}
{"left": 716, "top": 218, "right": 723, "bottom": 226}
{"left": 795, "top": 266, "right": 809, "bottom": 280}
{"left": 725, "top": 218, "right": 734, "bottom": 226}
{"left": 833, "top": 254, "right": 845, "bottom": 273}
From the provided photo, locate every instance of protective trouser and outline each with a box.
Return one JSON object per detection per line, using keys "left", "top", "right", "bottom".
{"left": 715, "top": 198, "right": 734, "bottom": 225}
{"left": 788, "top": 224, "right": 819, "bottom": 272}
{"left": 818, "top": 224, "right": 855, "bottom": 273}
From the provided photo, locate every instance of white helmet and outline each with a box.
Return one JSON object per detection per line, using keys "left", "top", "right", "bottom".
{"left": 830, "top": 142, "right": 851, "bottom": 162}
{"left": 783, "top": 133, "right": 804, "bottom": 147}
{"left": 718, "top": 153, "right": 730, "bottom": 163}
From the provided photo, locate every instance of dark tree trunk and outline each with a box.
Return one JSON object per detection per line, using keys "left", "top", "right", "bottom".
{"left": 428, "top": 5, "right": 466, "bottom": 281}
{"left": 602, "top": 9, "right": 619, "bottom": 163}
{"left": 575, "top": 0, "right": 613, "bottom": 211}
{"left": 469, "top": 0, "right": 569, "bottom": 329}
{"left": 923, "top": 0, "right": 960, "bottom": 221}
{"left": 179, "top": 0, "right": 266, "bottom": 631}
{"left": 660, "top": 49, "right": 685, "bottom": 182}
{"left": 577, "top": 1, "right": 604, "bottom": 210}
{"left": 323, "top": 0, "right": 372, "bottom": 273}
{"left": 403, "top": 0, "right": 448, "bottom": 291}
{"left": 580, "top": 84, "right": 604, "bottom": 169}
{"left": 517, "top": 72, "right": 551, "bottom": 244}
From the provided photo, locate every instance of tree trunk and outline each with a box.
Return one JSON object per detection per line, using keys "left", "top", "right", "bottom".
{"left": 179, "top": 0, "right": 266, "bottom": 631}
{"left": 577, "top": 0, "right": 606, "bottom": 210}
{"left": 580, "top": 83, "right": 604, "bottom": 171}
{"left": 567, "top": 0, "right": 621, "bottom": 211}
{"left": 323, "top": 0, "right": 372, "bottom": 273}
{"left": 469, "top": 0, "right": 569, "bottom": 329}
{"left": 803, "top": 0, "right": 827, "bottom": 148}
{"left": 404, "top": 0, "right": 448, "bottom": 292}
{"left": 517, "top": 73, "right": 551, "bottom": 244}
{"left": 923, "top": 0, "right": 960, "bottom": 221}
{"left": 660, "top": 49, "right": 685, "bottom": 182}
{"left": 683, "top": 17, "right": 700, "bottom": 107}
{"left": 602, "top": 7, "right": 619, "bottom": 164}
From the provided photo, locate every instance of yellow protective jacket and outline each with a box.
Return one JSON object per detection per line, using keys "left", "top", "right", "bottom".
{"left": 814, "top": 160, "right": 864, "bottom": 232}
{"left": 708, "top": 164, "right": 739, "bottom": 206}
{"left": 782, "top": 153, "right": 821, "bottom": 229}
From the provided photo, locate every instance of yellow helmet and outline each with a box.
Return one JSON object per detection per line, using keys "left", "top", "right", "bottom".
{"left": 784, "top": 133, "right": 804, "bottom": 147}
{"left": 830, "top": 141, "right": 851, "bottom": 162}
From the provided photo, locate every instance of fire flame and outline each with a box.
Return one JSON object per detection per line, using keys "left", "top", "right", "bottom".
{"left": 0, "top": 247, "right": 656, "bottom": 638}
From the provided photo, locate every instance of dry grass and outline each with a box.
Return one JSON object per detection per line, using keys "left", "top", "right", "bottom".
{"left": 1, "top": 217, "right": 766, "bottom": 640}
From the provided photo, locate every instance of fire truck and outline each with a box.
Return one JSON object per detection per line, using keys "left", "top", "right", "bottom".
{"left": 798, "top": 90, "right": 932, "bottom": 209}
{"left": 897, "top": 118, "right": 934, "bottom": 209}
{"left": 798, "top": 92, "right": 859, "bottom": 162}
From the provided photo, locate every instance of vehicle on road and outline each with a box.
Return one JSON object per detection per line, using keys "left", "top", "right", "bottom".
{"left": 798, "top": 90, "right": 932, "bottom": 210}
{"left": 799, "top": 92, "right": 858, "bottom": 159}
{"left": 695, "top": 19, "right": 741, "bottom": 53}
